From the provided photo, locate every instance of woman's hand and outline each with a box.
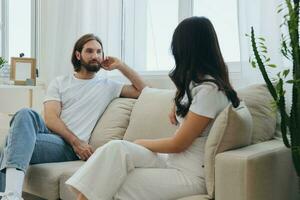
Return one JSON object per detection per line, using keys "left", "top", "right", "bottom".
{"left": 169, "top": 103, "right": 178, "bottom": 125}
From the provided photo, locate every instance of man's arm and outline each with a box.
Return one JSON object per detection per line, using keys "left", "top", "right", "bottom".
{"left": 101, "top": 56, "right": 147, "bottom": 98}
{"left": 44, "top": 101, "right": 93, "bottom": 160}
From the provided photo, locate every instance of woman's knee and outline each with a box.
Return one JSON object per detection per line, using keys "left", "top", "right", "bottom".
{"left": 95, "top": 140, "right": 128, "bottom": 154}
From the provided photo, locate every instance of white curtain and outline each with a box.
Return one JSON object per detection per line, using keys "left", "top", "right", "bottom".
{"left": 238, "top": 0, "right": 286, "bottom": 86}
{"left": 38, "top": 0, "right": 122, "bottom": 84}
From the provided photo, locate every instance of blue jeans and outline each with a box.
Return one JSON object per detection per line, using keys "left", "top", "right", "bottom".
{"left": 0, "top": 108, "right": 79, "bottom": 191}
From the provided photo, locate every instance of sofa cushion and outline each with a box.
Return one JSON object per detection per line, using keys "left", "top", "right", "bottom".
{"left": 89, "top": 98, "right": 136, "bottom": 150}
{"left": 177, "top": 194, "right": 211, "bottom": 200}
{"left": 60, "top": 169, "right": 80, "bottom": 200}
{"left": 23, "top": 161, "right": 84, "bottom": 199}
{"left": 123, "top": 87, "right": 178, "bottom": 141}
{"left": 204, "top": 102, "right": 253, "bottom": 198}
{"left": 237, "top": 84, "right": 276, "bottom": 143}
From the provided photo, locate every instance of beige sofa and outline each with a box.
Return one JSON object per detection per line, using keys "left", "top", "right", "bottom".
{"left": 0, "top": 84, "right": 299, "bottom": 200}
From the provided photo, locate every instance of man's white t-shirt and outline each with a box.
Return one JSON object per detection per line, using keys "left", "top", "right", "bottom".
{"left": 44, "top": 74, "right": 124, "bottom": 142}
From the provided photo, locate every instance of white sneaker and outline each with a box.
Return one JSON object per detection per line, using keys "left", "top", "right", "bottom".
{"left": 0, "top": 192, "right": 23, "bottom": 200}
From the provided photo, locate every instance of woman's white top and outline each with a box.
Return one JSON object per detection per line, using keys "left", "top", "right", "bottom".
{"left": 167, "top": 78, "right": 230, "bottom": 178}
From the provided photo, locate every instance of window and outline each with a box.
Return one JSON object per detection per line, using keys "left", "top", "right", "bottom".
{"left": 122, "top": 0, "right": 179, "bottom": 71}
{"left": 0, "top": 0, "right": 35, "bottom": 62}
{"left": 193, "top": 0, "right": 240, "bottom": 62}
{"left": 145, "top": 0, "right": 178, "bottom": 71}
{"left": 122, "top": 0, "right": 240, "bottom": 72}
{"left": 0, "top": 2, "right": 2, "bottom": 57}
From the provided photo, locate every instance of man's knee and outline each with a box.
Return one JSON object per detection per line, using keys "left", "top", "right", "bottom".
{"left": 15, "top": 108, "right": 34, "bottom": 117}
{"left": 11, "top": 108, "right": 36, "bottom": 123}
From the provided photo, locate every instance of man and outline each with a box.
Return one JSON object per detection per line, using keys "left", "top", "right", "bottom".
{"left": 0, "top": 33, "right": 146, "bottom": 199}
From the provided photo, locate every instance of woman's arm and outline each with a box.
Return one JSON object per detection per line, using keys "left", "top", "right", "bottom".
{"left": 134, "top": 111, "right": 212, "bottom": 153}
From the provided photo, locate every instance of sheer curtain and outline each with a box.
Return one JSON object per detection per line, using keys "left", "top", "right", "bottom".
{"left": 38, "top": 0, "right": 122, "bottom": 84}
{"left": 238, "top": 0, "right": 285, "bottom": 86}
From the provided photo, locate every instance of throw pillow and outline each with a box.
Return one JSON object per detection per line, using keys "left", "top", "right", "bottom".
{"left": 123, "top": 87, "right": 178, "bottom": 141}
{"left": 89, "top": 98, "right": 136, "bottom": 150}
{"left": 204, "top": 102, "right": 253, "bottom": 198}
{"left": 237, "top": 84, "right": 276, "bottom": 143}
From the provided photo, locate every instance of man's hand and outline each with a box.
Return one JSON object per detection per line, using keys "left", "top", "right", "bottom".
{"left": 169, "top": 104, "right": 178, "bottom": 125}
{"left": 101, "top": 56, "right": 124, "bottom": 71}
{"left": 71, "top": 138, "right": 94, "bottom": 161}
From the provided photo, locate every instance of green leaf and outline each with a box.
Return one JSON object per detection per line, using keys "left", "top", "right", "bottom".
{"left": 245, "top": 33, "right": 250, "bottom": 37}
{"left": 277, "top": 72, "right": 281, "bottom": 77}
{"left": 261, "top": 49, "right": 268, "bottom": 53}
{"left": 260, "top": 46, "right": 267, "bottom": 50}
{"left": 0, "top": 57, "right": 7, "bottom": 69}
{"left": 282, "top": 69, "right": 290, "bottom": 78}
{"left": 265, "top": 58, "right": 271, "bottom": 62}
{"left": 286, "top": 79, "right": 300, "bottom": 84}
{"left": 267, "top": 64, "right": 277, "bottom": 68}
{"left": 251, "top": 61, "right": 257, "bottom": 68}
{"left": 258, "top": 37, "right": 266, "bottom": 41}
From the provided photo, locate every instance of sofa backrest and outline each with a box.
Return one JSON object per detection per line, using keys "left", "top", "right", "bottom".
{"left": 89, "top": 98, "right": 136, "bottom": 150}
{"left": 123, "top": 87, "right": 177, "bottom": 141}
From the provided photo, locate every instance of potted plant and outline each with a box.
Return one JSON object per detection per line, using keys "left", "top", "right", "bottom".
{"left": 0, "top": 57, "right": 7, "bottom": 70}
{"left": 249, "top": 0, "right": 300, "bottom": 180}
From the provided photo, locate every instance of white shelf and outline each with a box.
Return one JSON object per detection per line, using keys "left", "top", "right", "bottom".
{"left": 0, "top": 84, "right": 45, "bottom": 89}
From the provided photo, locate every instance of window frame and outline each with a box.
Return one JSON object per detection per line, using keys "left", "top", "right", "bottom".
{"left": 0, "top": 0, "right": 37, "bottom": 62}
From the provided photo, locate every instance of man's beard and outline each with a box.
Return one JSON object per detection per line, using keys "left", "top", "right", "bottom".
{"left": 81, "top": 59, "right": 102, "bottom": 72}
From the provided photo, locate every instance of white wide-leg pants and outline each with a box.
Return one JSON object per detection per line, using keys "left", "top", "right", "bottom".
{"left": 66, "top": 140, "right": 204, "bottom": 200}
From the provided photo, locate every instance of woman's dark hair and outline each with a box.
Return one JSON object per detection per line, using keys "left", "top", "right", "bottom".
{"left": 169, "top": 16, "right": 240, "bottom": 118}
{"left": 71, "top": 33, "right": 103, "bottom": 72}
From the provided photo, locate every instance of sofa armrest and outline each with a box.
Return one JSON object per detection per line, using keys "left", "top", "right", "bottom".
{"left": 215, "top": 139, "right": 299, "bottom": 200}
{"left": 0, "top": 113, "right": 11, "bottom": 150}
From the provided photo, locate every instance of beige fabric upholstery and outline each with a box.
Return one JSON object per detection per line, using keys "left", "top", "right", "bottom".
{"left": 123, "top": 87, "right": 177, "bottom": 141}
{"left": 0, "top": 85, "right": 297, "bottom": 200}
{"left": 215, "top": 139, "right": 298, "bottom": 200}
{"left": 60, "top": 170, "right": 79, "bottom": 200}
{"left": 204, "top": 102, "right": 253, "bottom": 198}
{"left": 89, "top": 98, "right": 136, "bottom": 150}
{"left": 0, "top": 113, "right": 11, "bottom": 150}
{"left": 23, "top": 161, "right": 84, "bottom": 200}
{"left": 237, "top": 84, "right": 276, "bottom": 143}
{"left": 177, "top": 194, "right": 211, "bottom": 200}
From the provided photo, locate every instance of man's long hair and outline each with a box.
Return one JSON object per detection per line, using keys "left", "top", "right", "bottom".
{"left": 71, "top": 33, "right": 103, "bottom": 72}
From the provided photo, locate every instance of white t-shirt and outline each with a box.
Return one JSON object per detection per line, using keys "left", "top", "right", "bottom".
{"left": 167, "top": 78, "right": 230, "bottom": 178}
{"left": 44, "top": 74, "right": 124, "bottom": 142}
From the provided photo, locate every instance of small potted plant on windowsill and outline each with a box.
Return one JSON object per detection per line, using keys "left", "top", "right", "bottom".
{"left": 0, "top": 57, "right": 7, "bottom": 70}
{"left": 248, "top": 0, "right": 300, "bottom": 188}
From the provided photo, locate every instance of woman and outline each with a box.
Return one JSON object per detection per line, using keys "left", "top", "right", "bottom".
{"left": 66, "top": 16, "right": 240, "bottom": 200}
